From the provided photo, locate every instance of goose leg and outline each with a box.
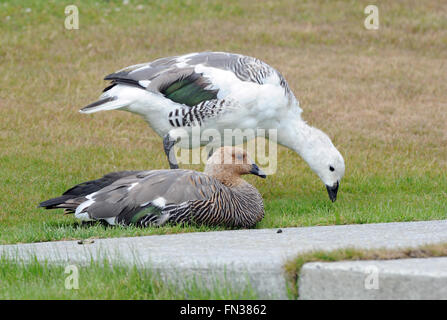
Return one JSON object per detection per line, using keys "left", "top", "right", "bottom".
{"left": 206, "top": 135, "right": 217, "bottom": 159}
{"left": 163, "top": 133, "right": 179, "bottom": 169}
{"left": 207, "top": 147, "right": 214, "bottom": 159}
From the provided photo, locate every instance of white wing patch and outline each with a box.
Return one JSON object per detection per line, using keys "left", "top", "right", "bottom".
{"left": 138, "top": 80, "right": 151, "bottom": 88}
{"left": 74, "top": 192, "right": 97, "bottom": 221}
{"left": 127, "top": 182, "right": 139, "bottom": 191}
{"left": 174, "top": 52, "right": 199, "bottom": 68}
{"left": 152, "top": 197, "right": 166, "bottom": 208}
{"left": 194, "top": 64, "right": 264, "bottom": 108}
{"left": 103, "top": 217, "right": 117, "bottom": 225}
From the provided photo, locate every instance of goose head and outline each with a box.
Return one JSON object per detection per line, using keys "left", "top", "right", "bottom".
{"left": 204, "top": 147, "right": 266, "bottom": 185}
{"left": 299, "top": 127, "right": 345, "bottom": 202}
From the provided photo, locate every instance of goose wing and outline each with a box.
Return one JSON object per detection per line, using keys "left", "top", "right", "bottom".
{"left": 80, "top": 52, "right": 295, "bottom": 124}
{"left": 75, "top": 169, "right": 223, "bottom": 225}
{"left": 103, "top": 54, "right": 219, "bottom": 108}
{"left": 102, "top": 52, "right": 292, "bottom": 105}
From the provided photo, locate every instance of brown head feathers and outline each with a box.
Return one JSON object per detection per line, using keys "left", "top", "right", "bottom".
{"left": 204, "top": 147, "right": 266, "bottom": 187}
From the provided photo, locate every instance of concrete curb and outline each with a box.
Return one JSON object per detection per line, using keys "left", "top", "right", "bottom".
{"left": 299, "top": 257, "right": 447, "bottom": 299}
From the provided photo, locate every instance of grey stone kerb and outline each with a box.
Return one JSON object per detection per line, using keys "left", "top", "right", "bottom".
{"left": 299, "top": 257, "right": 447, "bottom": 300}
{"left": 1, "top": 220, "right": 447, "bottom": 299}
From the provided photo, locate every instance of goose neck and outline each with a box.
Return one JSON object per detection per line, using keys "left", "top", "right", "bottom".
{"left": 277, "top": 116, "right": 313, "bottom": 157}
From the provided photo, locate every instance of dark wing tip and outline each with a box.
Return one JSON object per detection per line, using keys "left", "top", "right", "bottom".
{"left": 104, "top": 71, "right": 125, "bottom": 81}
{"left": 103, "top": 83, "right": 117, "bottom": 93}
{"left": 38, "top": 195, "right": 71, "bottom": 209}
{"left": 80, "top": 96, "right": 116, "bottom": 112}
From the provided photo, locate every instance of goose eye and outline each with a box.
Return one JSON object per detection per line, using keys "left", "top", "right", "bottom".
{"left": 329, "top": 166, "right": 335, "bottom": 172}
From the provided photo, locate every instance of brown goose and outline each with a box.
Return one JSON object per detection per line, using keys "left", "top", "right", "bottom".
{"left": 39, "top": 147, "right": 266, "bottom": 228}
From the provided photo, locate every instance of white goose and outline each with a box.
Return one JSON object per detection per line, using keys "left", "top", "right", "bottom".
{"left": 80, "top": 52, "right": 345, "bottom": 201}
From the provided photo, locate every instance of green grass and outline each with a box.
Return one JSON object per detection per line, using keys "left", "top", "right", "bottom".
{"left": 0, "top": 256, "right": 259, "bottom": 299}
{"left": 0, "top": 0, "right": 446, "bottom": 245}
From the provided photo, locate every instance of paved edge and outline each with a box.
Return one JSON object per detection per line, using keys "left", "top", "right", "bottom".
{"left": 1, "top": 220, "right": 447, "bottom": 299}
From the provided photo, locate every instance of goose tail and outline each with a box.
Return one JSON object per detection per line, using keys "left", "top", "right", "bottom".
{"left": 79, "top": 96, "right": 132, "bottom": 114}
{"left": 38, "top": 195, "right": 81, "bottom": 213}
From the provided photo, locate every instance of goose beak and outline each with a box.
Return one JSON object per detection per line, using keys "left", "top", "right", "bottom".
{"left": 326, "top": 181, "right": 339, "bottom": 202}
{"left": 250, "top": 164, "right": 267, "bottom": 178}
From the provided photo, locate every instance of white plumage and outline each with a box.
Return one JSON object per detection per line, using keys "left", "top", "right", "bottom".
{"left": 80, "top": 51, "right": 345, "bottom": 201}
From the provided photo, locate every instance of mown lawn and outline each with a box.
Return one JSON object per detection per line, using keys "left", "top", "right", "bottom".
{"left": 0, "top": 257, "right": 259, "bottom": 299}
{"left": 0, "top": 0, "right": 446, "bottom": 245}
